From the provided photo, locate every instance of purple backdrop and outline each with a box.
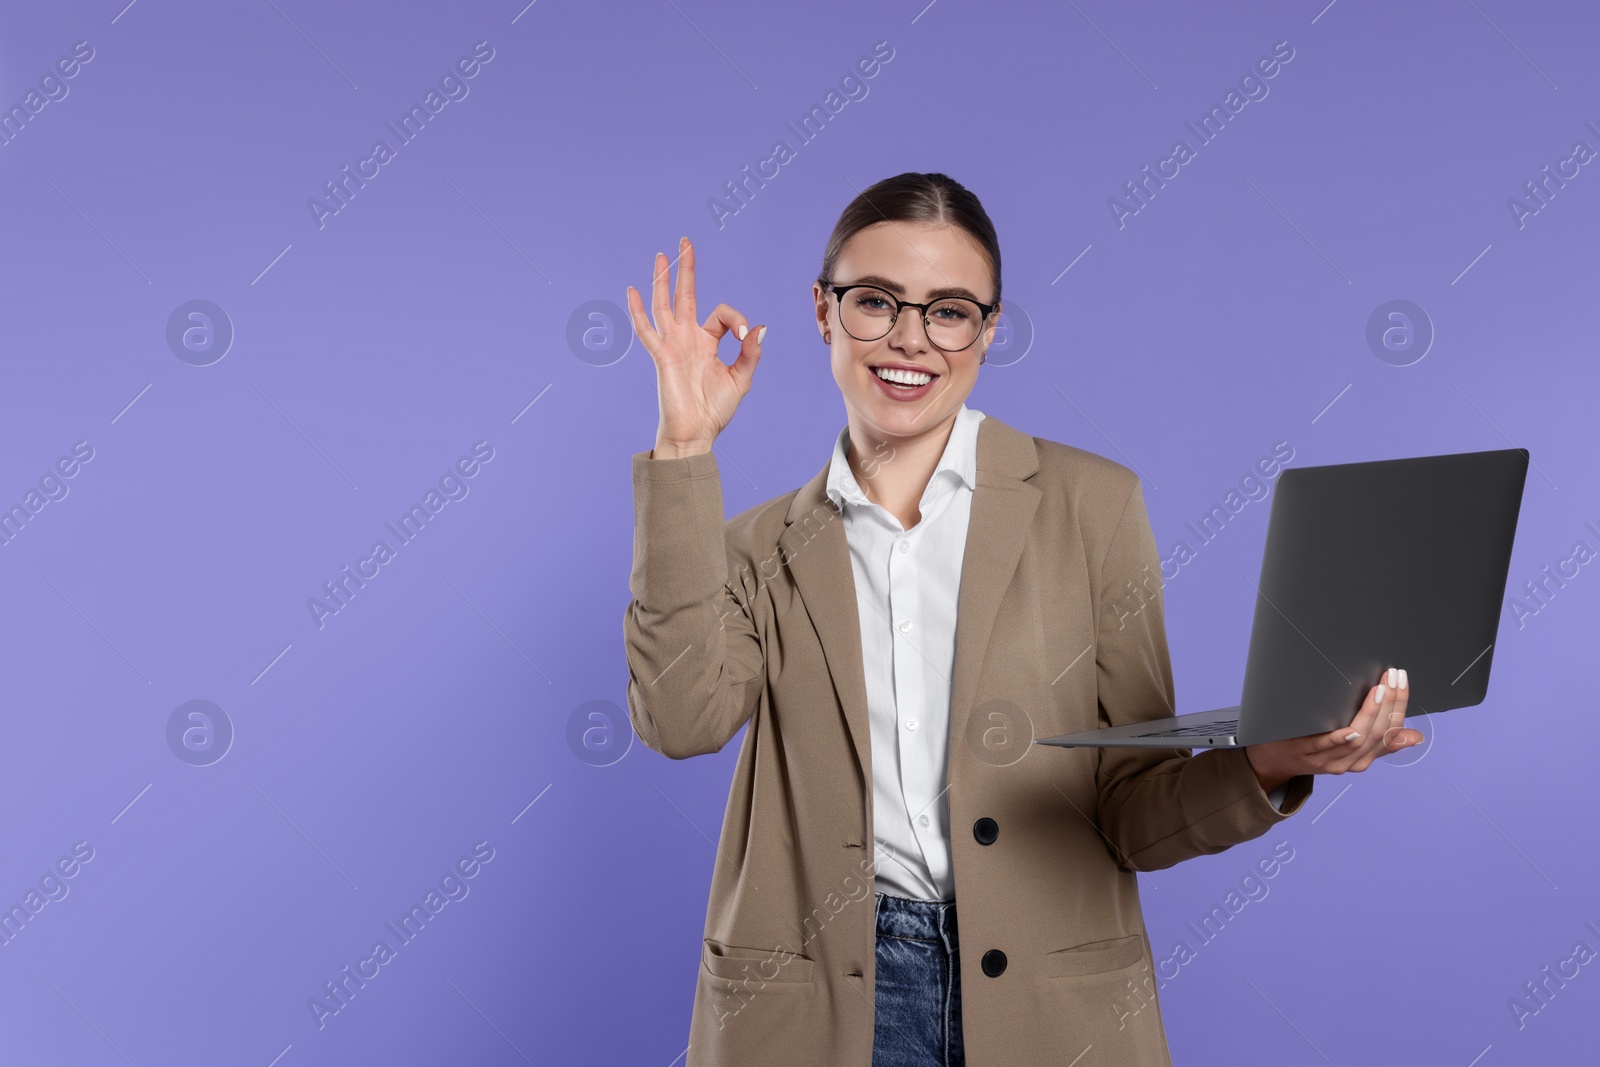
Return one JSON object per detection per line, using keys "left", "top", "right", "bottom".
{"left": 2, "top": 0, "right": 1595, "bottom": 1064}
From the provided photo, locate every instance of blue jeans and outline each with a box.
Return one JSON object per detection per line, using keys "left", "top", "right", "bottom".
{"left": 871, "top": 891, "right": 966, "bottom": 1067}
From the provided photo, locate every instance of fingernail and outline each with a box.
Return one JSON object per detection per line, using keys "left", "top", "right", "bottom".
{"left": 680, "top": 236, "right": 689, "bottom": 247}
{"left": 1398, "top": 668, "right": 1408, "bottom": 690}
{"left": 1375, "top": 684, "right": 1386, "bottom": 705}
{"left": 736, "top": 324, "right": 748, "bottom": 340}
{"left": 1344, "top": 731, "right": 1361, "bottom": 742}
{"left": 1386, "top": 667, "right": 1397, "bottom": 688}
{"left": 757, "top": 325, "right": 768, "bottom": 344}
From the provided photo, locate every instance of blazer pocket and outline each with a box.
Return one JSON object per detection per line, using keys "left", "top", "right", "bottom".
{"left": 1044, "top": 933, "right": 1144, "bottom": 978}
{"left": 702, "top": 938, "right": 816, "bottom": 984}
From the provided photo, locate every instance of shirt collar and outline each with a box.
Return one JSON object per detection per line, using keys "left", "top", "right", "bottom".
{"left": 825, "top": 403, "right": 986, "bottom": 510}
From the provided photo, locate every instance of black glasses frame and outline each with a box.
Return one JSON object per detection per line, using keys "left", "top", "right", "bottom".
{"left": 823, "top": 282, "right": 998, "bottom": 352}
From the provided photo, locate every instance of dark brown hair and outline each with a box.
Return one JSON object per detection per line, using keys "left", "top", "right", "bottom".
{"left": 817, "top": 172, "right": 1002, "bottom": 306}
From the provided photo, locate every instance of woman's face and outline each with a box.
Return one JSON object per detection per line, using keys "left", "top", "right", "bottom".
{"left": 813, "top": 220, "right": 999, "bottom": 446}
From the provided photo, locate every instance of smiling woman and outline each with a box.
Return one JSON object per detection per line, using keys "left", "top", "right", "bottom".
{"left": 807, "top": 176, "right": 1001, "bottom": 531}
{"left": 620, "top": 171, "right": 1418, "bottom": 1067}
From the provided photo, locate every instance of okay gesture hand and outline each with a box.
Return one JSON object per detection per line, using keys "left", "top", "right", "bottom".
{"left": 626, "top": 236, "right": 766, "bottom": 460}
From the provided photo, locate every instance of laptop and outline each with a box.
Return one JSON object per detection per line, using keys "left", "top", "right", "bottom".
{"left": 1036, "top": 447, "right": 1530, "bottom": 749}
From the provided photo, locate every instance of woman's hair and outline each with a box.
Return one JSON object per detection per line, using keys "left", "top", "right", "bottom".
{"left": 817, "top": 172, "right": 1002, "bottom": 306}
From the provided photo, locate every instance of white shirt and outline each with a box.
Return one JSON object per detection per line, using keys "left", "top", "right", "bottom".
{"left": 825, "top": 404, "right": 985, "bottom": 901}
{"left": 825, "top": 404, "right": 1288, "bottom": 902}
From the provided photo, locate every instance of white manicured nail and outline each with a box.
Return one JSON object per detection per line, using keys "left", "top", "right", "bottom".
{"left": 1398, "top": 668, "right": 1408, "bottom": 690}
{"left": 1387, "top": 667, "right": 1397, "bottom": 688}
{"left": 757, "top": 325, "right": 767, "bottom": 344}
{"left": 737, "top": 324, "right": 748, "bottom": 340}
{"left": 1375, "top": 684, "right": 1386, "bottom": 705}
{"left": 1344, "top": 731, "right": 1361, "bottom": 742}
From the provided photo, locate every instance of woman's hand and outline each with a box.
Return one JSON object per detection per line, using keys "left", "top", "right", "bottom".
{"left": 626, "top": 236, "right": 766, "bottom": 459}
{"left": 1245, "top": 667, "right": 1425, "bottom": 793}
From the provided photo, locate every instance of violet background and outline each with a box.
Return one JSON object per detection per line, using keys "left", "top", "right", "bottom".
{"left": 1, "top": 0, "right": 1595, "bottom": 1064}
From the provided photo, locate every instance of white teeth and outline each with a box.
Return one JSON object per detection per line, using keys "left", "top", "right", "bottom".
{"left": 874, "top": 366, "right": 933, "bottom": 386}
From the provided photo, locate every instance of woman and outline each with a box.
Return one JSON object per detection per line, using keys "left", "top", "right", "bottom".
{"left": 622, "top": 172, "right": 1422, "bottom": 1067}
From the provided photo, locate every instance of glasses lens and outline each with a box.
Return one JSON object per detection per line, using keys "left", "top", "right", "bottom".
{"left": 838, "top": 286, "right": 896, "bottom": 342}
{"left": 925, "top": 298, "right": 983, "bottom": 351}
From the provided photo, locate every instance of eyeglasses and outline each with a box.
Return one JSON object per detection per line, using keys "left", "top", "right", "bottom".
{"left": 823, "top": 282, "right": 997, "bottom": 353}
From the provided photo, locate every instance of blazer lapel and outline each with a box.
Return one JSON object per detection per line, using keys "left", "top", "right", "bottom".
{"left": 947, "top": 417, "right": 1042, "bottom": 769}
{"left": 779, "top": 415, "right": 1042, "bottom": 793}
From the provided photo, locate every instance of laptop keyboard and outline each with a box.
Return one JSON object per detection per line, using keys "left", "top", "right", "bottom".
{"left": 1138, "top": 718, "right": 1239, "bottom": 738}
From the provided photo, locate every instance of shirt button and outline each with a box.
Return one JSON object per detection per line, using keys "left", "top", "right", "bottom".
{"left": 898, "top": 540, "right": 910, "bottom": 553}
{"left": 905, "top": 718, "right": 919, "bottom": 731}
{"left": 898, "top": 620, "right": 912, "bottom": 634}
{"left": 918, "top": 814, "right": 930, "bottom": 828}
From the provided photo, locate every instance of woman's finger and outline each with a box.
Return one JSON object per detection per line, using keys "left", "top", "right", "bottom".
{"left": 1379, "top": 721, "right": 1423, "bottom": 753}
{"left": 651, "top": 250, "right": 674, "bottom": 330}
{"left": 1379, "top": 675, "right": 1422, "bottom": 753}
{"left": 1309, "top": 724, "right": 1366, "bottom": 752}
{"left": 1355, "top": 723, "right": 1417, "bottom": 771}
{"left": 1350, "top": 669, "right": 1406, "bottom": 768}
{"left": 1356, "top": 668, "right": 1428, "bottom": 769}
{"left": 1320, "top": 672, "right": 1387, "bottom": 772}
{"left": 1378, "top": 681, "right": 1407, "bottom": 751}
{"left": 675, "top": 236, "right": 697, "bottom": 327}
{"left": 729, "top": 323, "right": 765, "bottom": 395}
{"left": 701, "top": 303, "right": 747, "bottom": 344}
{"left": 626, "top": 284, "right": 663, "bottom": 355}
{"left": 1344, "top": 675, "right": 1388, "bottom": 746}
{"left": 1386, "top": 666, "right": 1410, "bottom": 719}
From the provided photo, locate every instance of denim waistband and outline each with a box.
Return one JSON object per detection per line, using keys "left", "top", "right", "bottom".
{"left": 874, "top": 891, "right": 958, "bottom": 948}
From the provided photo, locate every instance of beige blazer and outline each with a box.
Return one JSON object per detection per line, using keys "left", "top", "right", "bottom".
{"left": 623, "top": 412, "right": 1313, "bottom": 1066}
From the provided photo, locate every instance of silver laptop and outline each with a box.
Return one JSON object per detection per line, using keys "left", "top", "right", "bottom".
{"left": 1036, "top": 447, "right": 1530, "bottom": 749}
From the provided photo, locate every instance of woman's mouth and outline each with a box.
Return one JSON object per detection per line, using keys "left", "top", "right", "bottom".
{"left": 869, "top": 364, "right": 939, "bottom": 401}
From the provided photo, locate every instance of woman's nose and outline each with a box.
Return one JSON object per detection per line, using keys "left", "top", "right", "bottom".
{"left": 886, "top": 307, "right": 933, "bottom": 352}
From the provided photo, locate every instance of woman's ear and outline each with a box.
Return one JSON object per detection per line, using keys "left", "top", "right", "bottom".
{"left": 978, "top": 301, "right": 1001, "bottom": 364}
{"left": 812, "top": 281, "right": 829, "bottom": 341}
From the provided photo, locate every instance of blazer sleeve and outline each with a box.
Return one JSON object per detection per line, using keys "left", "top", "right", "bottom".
{"left": 1092, "top": 477, "right": 1314, "bottom": 872}
{"left": 622, "top": 449, "right": 765, "bottom": 760}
